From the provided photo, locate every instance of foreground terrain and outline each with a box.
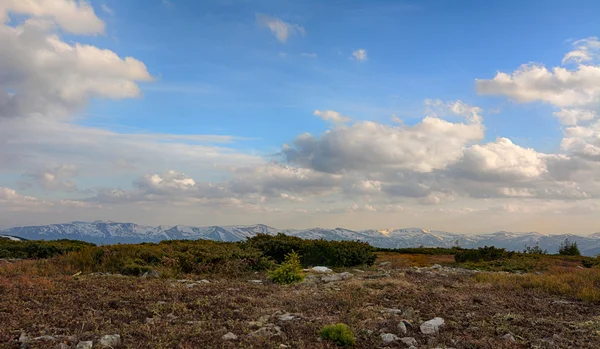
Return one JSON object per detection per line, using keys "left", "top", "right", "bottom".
{"left": 1, "top": 250, "right": 600, "bottom": 348}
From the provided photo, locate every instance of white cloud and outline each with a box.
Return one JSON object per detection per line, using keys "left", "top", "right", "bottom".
{"left": 0, "top": 0, "right": 105, "bottom": 35}
{"left": 562, "top": 37, "right": 600, "bottom": 65}
{"left": 352, "top": 49, "right": 367, "bottom": 61}
{"left": 256, "top": 14, "right": 305, "bottom": 43}
{"left": 476, "top": 63, "right": 600, "bottom": 108}
{"left": 313, "top": 110, "right": 351, "bottom": 125}
{"left": 0, "top": 7, "right": 152, "bottom": 119}
{"left": 553, "top": 108, "right": 596, "bottom": 125}
{"left": 458, "top": 138, "right": 548, "bottom": 180}
{"left": 283, "top": 115, "right": 484, "bottom": 173}
{"left": 23, "top": 164, "right": 78, "bottom": 191}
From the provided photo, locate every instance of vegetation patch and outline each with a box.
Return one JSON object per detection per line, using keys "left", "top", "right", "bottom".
{"left": 269, "top": 250, "right": 305, "bottom": 284}
{"left": 319, "top": 323, "right": 356, "bottom": 347}
{"left": 245, "top": 234, "right": 376, "bottom": 267}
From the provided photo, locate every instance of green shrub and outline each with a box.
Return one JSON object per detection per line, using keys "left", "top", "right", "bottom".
{"left": 376, "top": 247, "right": 465, "bottom": 255}
{"left": 0, "top": 239, "right": 95, "bottom": 259}
{"left": 319, "top": 323, "right": 355, "bottom": 347}
{"left": 269, "top": 250, "right": 305, "bottom": 284}
{"left": 523, "top": 244, "right": 547, "bottom": 254}
{"left": 455, "top": 246, "right": 512, "bottom": 263}
{"left": 559, "top": 239, "right": 581, "bottom": 256}
{"left": 245, "top": 234, "right": 376, "bottom": 267}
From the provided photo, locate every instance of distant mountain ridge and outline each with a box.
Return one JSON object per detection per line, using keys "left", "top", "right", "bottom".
{"left": 2, "top": 221, "right": 600, "bottom": 256}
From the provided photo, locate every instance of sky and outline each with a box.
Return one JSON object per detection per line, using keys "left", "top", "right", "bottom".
{"left": 1, "top": 0, "right": 600, "bottom": 234}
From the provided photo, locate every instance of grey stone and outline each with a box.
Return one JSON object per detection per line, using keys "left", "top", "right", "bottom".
{"left": 380, "top": 333, "right": 399, "bottom": 343}
{"left": 278, "top": 313, "right": 295, "bottom": 321}
{"left": 420, "top": 317, "right": 444, "bottom": 335}
{"left": 502, "top": 333, "right": 516, "bottom": 342}
{"left": 221, "top": 332, "right": 238, "bottom": 341}
{"left": 400, "top": 337, "right": 418, "bottom": 346}
{"left": 248, "top": 280, "right": 263, "bottom": 284}
{"left": 311, "top": 266, "right": 333, "bottom": 273}
{"left": 250, "top": 325, "right": 283, "bottom": 337}
{"left": 99, "top": 334, "right": 121, "bottom": 347}
{"left": 76, "top": 341, "right": 93, "bottom": 349}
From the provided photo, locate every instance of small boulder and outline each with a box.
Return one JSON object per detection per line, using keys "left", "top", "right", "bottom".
{"left": 221, "top": 332, "right": 238, "bottom": 341}
{"left": 321, "top": 272, "right": 353, "bottom": 283}
{"left": 76, "top": 341, "right": 93, "bottom": 349}
{"left": 400, "top": 337, "right": 418, "bottom": 346}
{"left": 250, "top": 325, "right": 283, "bottom": 338}
{"left": 99, "top": 334, "right": 121, "bottom": 347}
{"left": 502, "top": 333, "right": 516, "bottom": 342}
{"left": 311, "top": 266, "right": 333, "bottom": 273}
{"left": 382, "top": 308, "right": 403, "bottom": 315}
{"left": 379, "top": 261, "right": 392, "bottom": 266}
{"left": 18, "top": 332, "right": 29, "bottom": 343}
{"left": 420, "top": 317, "right": 444, "bottom": 335}
{"left": 248, "top": 280, "right": 263, "bottom": 284}
{"left": 380, "top": 333, "right": 399, "bottom": 343}
{"left": 197, "top": 279, "right": 210, "bottom": 284}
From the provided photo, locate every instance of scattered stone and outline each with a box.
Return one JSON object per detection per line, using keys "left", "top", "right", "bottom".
{"left": 576, "top": 266, "right": 584, "bottom": 269}
{"left": 186, "top": 283, "right": 197, "bottom": 289}
{"left": 76, "top": 341, "right": 93, "bottom": 349}
{"left": 99, "top": 334, "right": 121, "bottom": 347}
{"left": 145, "top": 317, "right": 159, "bottom": 324}
{"left": 431, "top": 264, "right": 442, "bottom": 269}
{"left": 502, "top": 333, "right": 516, "bottom": 342}
{"left": 311, "top": 266, "right": 333, "bottom": 273}
{"left": 379, "top": 261, "right": 392, "bottom": 266}
{"left": 352, "top": 269, "right": 365, "bottom": 273}
{"left": 197, "top": 279, "right": 210, "bottom": 284}
{"left": 33, "top": 335, "right": 56, "bottom": 341}
{"left": 248, "top": 321, "right": 263, "bottom": 329}
{"left": 222, "top": 332, "right": 238, "bottom": 341}
{"left": 321, "top": 272, "right": 353, "bottom": 283}
{"left": 248, "top": 280, "right": 263, "bottom": 284}
{"left": 397, "top": 321, "right": 407, "bottom": 334}
{"left": 250, "top": 325, "right": 283, "bottom": 338}
{"left": 278, "top": 313, "right": 295, "bottom": 321}
{"left": 19, "top": 332, "right": 29, "bottom": 343}
{"left": 400, "top": 337, "right": 418, "bottom": 346}
{"left": 402, "top": 320, "right": 413, "bottom": 329}
{"left": 279, "top": 345, "right": 289, "bottom": 348}
{"left": 382, "top": 308, "right": 403, "bottom": 315}
{"left": 380, "top": 333, "right": 399, "bottom": 343}
{"left": 420, "top": 317, "right": 445, "bottom": 335}
{"left": 57, "top": 343, "right": 70, "bottom": 349}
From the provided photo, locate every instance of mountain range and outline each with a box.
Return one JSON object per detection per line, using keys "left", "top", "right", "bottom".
{"left": 2, "top": 221, "right": 600, "bottom": 256}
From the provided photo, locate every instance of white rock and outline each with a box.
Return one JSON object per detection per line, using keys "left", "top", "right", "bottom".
{"left": 401, "top": 337, "right": 418, "bottom": 346}
{"left": 222, "top": 332, "right": 238, "bottom": 341}
{"left": 380, "top": 333, "right": 399, "bottom": 343}
{"left": 420, "top": 317, "right": 444, "bottom": 335}
{"left": 197, "top": 279, "right": 210, "bottom": 284}
{"left": 99, "top": 334, "right": 121, "bottom": 347}
{"left": 278, "top": 313, "right": 295, "bottom": 321}
{"left": 76, "top": 341, "right": 93, "bottom": 349}
{"left": 248, "top": 280, "right": 263, "bottom": 284}
{"left": 311, "top": 266, "right": 333, "bottom": 273}
{"left": 502, "top": 333, "right": 516, "bottom": 342}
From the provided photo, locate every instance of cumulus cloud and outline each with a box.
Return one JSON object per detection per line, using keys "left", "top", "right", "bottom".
{"left": 283, "top": 116, "right": 483, "bottom": 173}
{"left": 476, "top": 63, "right": 600, "bottom": 108}
{"left": 352, "top": 49, "right": 367, "bottom": 61}
{"left": 458, "top": 138, "right": 548, "bottom": 180}
{"left": 0, "top": 3, "right": 152, "bottom": 119}
{"left": 553, "top": 108, "right": 596, "bottom": 125}
{"left": 256, "top": 14, "right": 305, "bottom": 43}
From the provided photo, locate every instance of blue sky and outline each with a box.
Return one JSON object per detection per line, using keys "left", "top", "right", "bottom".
{"left": 81, "top": 0, "right": 599, "bottom": 153}
{"left": 1, "top": 0, "right": 600, "bottom": 233}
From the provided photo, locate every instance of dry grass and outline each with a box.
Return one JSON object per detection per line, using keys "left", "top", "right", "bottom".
{"left": 475, "top": 266, "right": 600, "bottom": 303}
{"left": 2, "top": 251, "right": 600, "bottom": 348}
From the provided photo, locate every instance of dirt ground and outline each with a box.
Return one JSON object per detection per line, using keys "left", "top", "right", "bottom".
{"left": 1, "top": 255, "right": 599, "bottom": 348}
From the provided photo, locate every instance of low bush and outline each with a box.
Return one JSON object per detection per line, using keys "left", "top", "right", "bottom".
{"left": 319, "top": 323, "right": 355, "bottom": 347}
{"left": 455, "top": 246, "right": 512, "bottom": 263}
{"left": 376, "top": 247, "right": 465, "bottom": 255}
{"left": 269, "top": 250, "right": 305, "bottom": 284}
{"left": 245, "top": 234, "right": 376, "bottom": 267}
{"left": 0, "top": 239, "right": 95, "bottom": 259}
